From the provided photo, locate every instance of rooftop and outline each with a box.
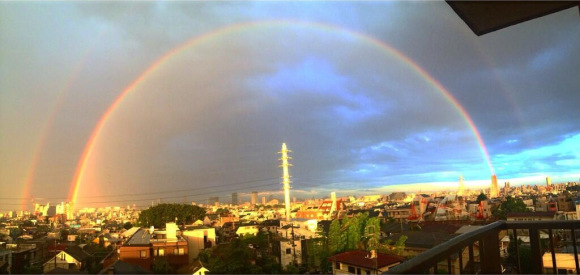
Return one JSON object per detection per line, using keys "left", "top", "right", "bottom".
{"left": 506, "top": 211, "right": 556, "bottom": 218}
{"left": 125, "top": 228, "right": 150, "bottom": 246}
{"left": 328, "top": 250, "right": 405, "bottom": 270}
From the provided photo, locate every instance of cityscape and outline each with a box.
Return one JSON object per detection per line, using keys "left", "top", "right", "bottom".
{"left": 1, "top": 1, "right": 580, "bottom": 275}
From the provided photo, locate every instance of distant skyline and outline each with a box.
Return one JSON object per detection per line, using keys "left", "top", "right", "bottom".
{"left": 1, "top": 2, "right": 579, "bottom": 209}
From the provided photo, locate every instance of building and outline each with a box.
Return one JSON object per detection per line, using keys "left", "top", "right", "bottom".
{"left": 490, "top": 175, "right": 499, "bottom": 198}
{"left": 183, "top": 226, "right": 215, "bottom": 263}
{"left": 119, "top": 228, "right": 153, "bottom": 271}
{"left": 506, "top": 211, "right": 556, "bottom": 222}
{"left": 150, "top": 223, "right": 189, "bottom": 271}
{"left": 231, "top": 193, "right": 238, "bottom": 205}
{"left": 236, "top": 224, "right": 259, "bottom": 237}
{"left": 208, "top": 197, "right": 219, "bottom": 206}
{"left": 43, "top": 245, "right": 90, "bottom": 273}
{"left": 251, "top": 192, "right": 258, "bottom": 206}
{"left": 328, "top": 250, "right": 404, "bottom": 274}
{"left": 543, "top": 253, "right": 578, "bottom": 274}
{"left": 119, "top": 223, "right": 189, "bottom": 272}
{"left": 296, "top": 198, "right": 346, "bottom": 220}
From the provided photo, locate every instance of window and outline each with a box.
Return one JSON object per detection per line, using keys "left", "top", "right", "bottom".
{"left": 357, "top": 267, "right": 361, "bottom": 274}
{"left": 335, "top": 262, "right": 341, "bottom": 270}
{"left": 140, "top": 250, "right": 147, "bottom": 258}
{"left": 173, "top": 248, "right": 185, "bottom": 255}
{"left": 348, "top": 266, "right": 355, "bottom": 274}
{"left": 154, "top": 249, "right": 164, "bottom": 256}
{"left": 286, "top": 248, "right": 292, "bottom": 254}
{"left": 366, "top": 270, "right": 371, "bottom": 275}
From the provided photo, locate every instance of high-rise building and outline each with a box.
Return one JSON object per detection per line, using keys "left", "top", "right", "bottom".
{"left": 546, "top": 176, "right": 552, "bottom": 187}
{"left": 231, "top": 193, "right": 238, "bottom": 206}
{"left": 490, "top": 175, "right": 499, "bottom": 197}
{"left": 262, "top": 196, "right": 266, "bottom": 205}
{"left": 251, "top": 192, "right": 258, "bottom": 206}
{"left": 209, "top": 197, "right": 219, "bottom": 206}
{"left": 458, "top": 175, "right": 465, "bottom": 195}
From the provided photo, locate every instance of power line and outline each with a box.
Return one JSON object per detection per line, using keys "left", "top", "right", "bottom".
{"left": 0, "top": 180, "right": 282, "bottom": 206}
{"left": 0, "top": 177, "right": 279, "bottom": 201}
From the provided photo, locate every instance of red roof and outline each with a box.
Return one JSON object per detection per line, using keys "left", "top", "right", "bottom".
{"left": 328, "top": 250, "right": 405, "bottom": 269}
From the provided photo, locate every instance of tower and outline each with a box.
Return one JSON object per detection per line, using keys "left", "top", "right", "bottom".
{"left": 458, "top": 175, "right": 465, "bottom": 195}
{"left": 279, "top": 143, "right": 292, "bottom": 222}
{"left": 490, "top": 175, "right": 499, "bottom": 198}
{"left": 546, "top": 176, "right": 551, "bottom": 187}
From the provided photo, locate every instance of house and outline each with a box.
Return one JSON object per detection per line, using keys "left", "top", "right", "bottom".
{"left": 328, "top": 250, "right": 404, "bottom": 274}
{"left": 43, "top": 245, "right": 90, "bottom": 273}
{"left": 186, "top": 260, "right": 209, "bottom": 275}
{"left": 296, "top": 199, "right": 346, "bottom": 220}
{"left": 4, "top": 243, "right": 39, "bottom": 274}
{"left": 93, "top": 233, "right": 121, "bottom": 247}
{"left": 119, "top": 228, "right": 153, "bottom": 271}
{"left": 506, "top": 211, "right": 556, "bottom": 221}
{"left": 99, "top": 260, "right": 153, "bottom": 274}
{"left": 543, "top": 253, "right": 578, "bottom": 274}
{"left": 150, "top": 223, "right": 189, "bottom": 270}
{"left": 236, "top": 224, "right": 259, "bottom": 237}
{"left": 183, "top": 226, "right": 215, "bottom": 263}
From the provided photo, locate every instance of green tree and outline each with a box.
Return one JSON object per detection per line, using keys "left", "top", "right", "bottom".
{"left": 200, "top": 231, "right": 280, "bottom": 274}
{"left": 507, "top": 235, "right": 532, "bottom": 273}
{"left": 284, "top": 263, "right": 300, "bottom": 274}
{"left": 476, "top": 193, "right": 488, "bottom": 203}
{"left": 328, "top": 219, "right": 343, "bottom": 254}
{"left": 364, "top": 217, "right": 381, "bottom": 251}
{"left": 138, "top": 203, "right": 206, "bottom": 227}
{"left": 378, "top": 235, "right": 407, "bottom": 256}
{"left": 493, "top": 196, "right": 528, "bottom": 220}
{"left": 152, "top": 257, "right": 173, "bottom": 274}
{"left": 123, "top": 222, "right": 133, "bottom": 230}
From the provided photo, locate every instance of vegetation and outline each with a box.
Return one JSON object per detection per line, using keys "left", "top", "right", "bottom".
{"left": 138, "top": 203, "right": 206, "bottom": 228}
{"left": 152, "top": 257, "right": 173, "bottom": 274}
{"left": 492, "top": 196, "right": 529, "bottom": 220}
{"left": 476, "top": 193, "right": 488, "bottom": 203}
{"left": 123, "top": 221, "right": 133, "bottom": 230}
{"left": 199, "top": 231, "right": 282, "bottom": 274}
{"left": 506, "top": 235, "right": 532, "bottom": 273}
{"left": 304, "top": 214, "right": 407, "bottom": 272}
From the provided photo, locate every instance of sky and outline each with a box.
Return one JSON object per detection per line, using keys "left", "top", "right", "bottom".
{"left": 1, "top": 1, "right": 579, "bottom": 209}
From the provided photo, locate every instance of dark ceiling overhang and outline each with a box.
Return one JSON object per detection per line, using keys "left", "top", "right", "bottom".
{"left": 446, "top": 1, "right": 579, "bottom": 36}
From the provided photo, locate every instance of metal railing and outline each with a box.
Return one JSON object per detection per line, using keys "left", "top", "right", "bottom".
{"left": 385, "top": 220, "right": 580, "bottom": 274}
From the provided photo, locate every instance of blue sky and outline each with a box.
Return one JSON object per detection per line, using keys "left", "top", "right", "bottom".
{"left": 1, "top": 2, "right": 579, "bottom": 207}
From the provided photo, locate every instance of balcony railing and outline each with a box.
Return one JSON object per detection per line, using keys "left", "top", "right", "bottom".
{"left": 385, "top": 220, "right": 580, "bottom": 274}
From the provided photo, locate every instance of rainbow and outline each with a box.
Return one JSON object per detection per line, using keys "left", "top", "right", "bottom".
{"left": 68, "top": 20, "right": 495, "bottom": 206}
{"left": 20, "top": 41, "right": 99, "bottom": 211}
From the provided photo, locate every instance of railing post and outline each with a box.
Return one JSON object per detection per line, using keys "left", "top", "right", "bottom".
{"left": 480, "top": 230, "right": 501, "bottom": 274}
{"left": 529, "top": 228, "right": 543, "bottom": 274}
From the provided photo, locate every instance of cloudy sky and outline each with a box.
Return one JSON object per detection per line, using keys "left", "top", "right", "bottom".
{"left": 1, "top": 2, "right": 579, "bottom": 209}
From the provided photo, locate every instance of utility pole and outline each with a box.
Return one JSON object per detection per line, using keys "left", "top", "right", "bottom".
{"left": 291, "top": 223, "right": 297, "bottom": 265}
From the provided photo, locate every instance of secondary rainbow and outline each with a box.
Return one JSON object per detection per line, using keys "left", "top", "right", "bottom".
{"left": 68, "top": 20, "right": 495, "bottom": 206}
{"left": 20, "top": 39, "right": 100, "bottom": 211}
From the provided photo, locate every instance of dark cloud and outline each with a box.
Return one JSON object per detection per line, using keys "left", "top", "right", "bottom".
{"left": 1, "top": 2, "right": 579, "bottom": 207}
